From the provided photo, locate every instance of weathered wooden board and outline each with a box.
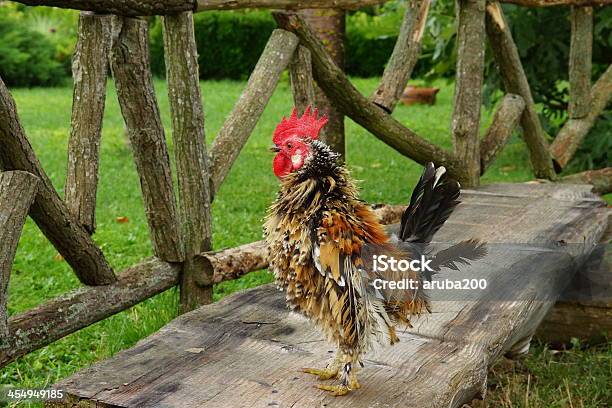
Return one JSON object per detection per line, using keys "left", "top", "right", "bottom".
{"left": 48, "top": 184, "right": 608, "bottom": 408}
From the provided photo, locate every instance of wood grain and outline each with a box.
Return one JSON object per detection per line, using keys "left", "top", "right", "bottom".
{"left": 65, "top": 13, "right": 111, "bottom": 234}
{"left": 110, "top": 16, "right": 184, "bottom": 262}
{"left": 0, "top": 171, "right": 39, "bottom": 340}
{"left": 162, "top": 11, "right": 214, "bottom": 312}
{"left": 49, "top": 184, "right": 608, "bottom": 408}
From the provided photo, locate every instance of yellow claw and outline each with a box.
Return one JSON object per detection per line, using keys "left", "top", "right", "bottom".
{"left": 315, "top": 384, "right": 350, "bottom": 397}
{"left": 301, "top": 367, "right": 339, "bottom": 380}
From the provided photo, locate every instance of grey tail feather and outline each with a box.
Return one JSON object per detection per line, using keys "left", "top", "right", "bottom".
{"left": 423, "top": 239, "right": 488, "bottom": 281}
{"left": 399, "top": 162, "right": 461, "bottom": 244}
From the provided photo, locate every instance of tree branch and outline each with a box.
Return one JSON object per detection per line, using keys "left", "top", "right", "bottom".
{"left": 480, "top": 94, "right": 525, "bottom": 174}
{"left": 371, "top": 0, "right": 431, "bottom": 113}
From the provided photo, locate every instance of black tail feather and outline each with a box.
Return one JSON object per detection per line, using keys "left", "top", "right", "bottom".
{"left": 399, "top": 163, "right": 460, "bottom": 244}
{"left": 425, "top": 239, "right": 488, "bottom": 280}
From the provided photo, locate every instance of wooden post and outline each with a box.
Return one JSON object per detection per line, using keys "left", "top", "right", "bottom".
{"left": 480, "top": 94, "right": 525, "bottom": 174}
{"left": 163, "top": 11, "right": 214, "bottom": 312}
{"left": 289, "top": 46, "right": 316, "bottom": 115}
{"left": 485, "top": 2, "right": 556, "bottom": 180}
{"left": 301, "top": 8, "right": 346, "bottom": 158}
{"left": 0, "top": 171, "right": 39, "bottom": 340}
{"left": 110, "top": 16, "right": 184, "bottom": 263}
{"left": 0, "top": 77, "right": 116, "bottom": 286}
{"left": 451, "top": 0, "right": 486, "bottom": 187}
{"left": 550, "top": 64, "right": 612, "bottom": 169}
{"left": 371, "top": 0, "right": 430, "bottom": 113}
{"left": 273, "top": 13, "right": 466, "bottom": 181}
{"left": 568, "top": 7, "right": 593, "bottom": 119}
{"left": 208, "top": 29, "right": 298, "bottom": 196}
{"left": 65, "top": 12, "right": 111, "bottom": 234}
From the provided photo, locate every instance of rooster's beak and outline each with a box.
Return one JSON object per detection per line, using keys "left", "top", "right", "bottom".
{"left": 269, "top": 146, "right": 281, "bottom": 152}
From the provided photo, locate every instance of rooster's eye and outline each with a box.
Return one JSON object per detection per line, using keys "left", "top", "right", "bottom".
{"left": 287, "top": 143, "right": 293, "bottom": 148}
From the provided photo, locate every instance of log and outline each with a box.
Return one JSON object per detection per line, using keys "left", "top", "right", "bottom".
{"left": 289, "top": 46, "right": 316, "bottom": 115}
{"left": 208, "top": 29, "right": 298, "bottom": 196}
{"left": 163, "top": 11, "right": 214, "bottom": 312}
{"left": 302, "top": 9, "right": 346, "bottom": 158}
{"left": 561, "top": 167, "right": 612, "bottom": 195}
{"left": 371, "top": 0, "right": 430, "bottom": 113}
{"left": 65, "top": 13, "right": 112, "bottom": 234}
{"left": 50, "top": 183, "right": 608, "bottom": 408}
{"left": 500, "top": 0, "right": 611, "bottom": 6}
{"left": 550, "top": 63, "right": 612, "bottom": 169}
{"left": 0, "top": 77, "right": 116, "bottom": 286}
{"left": 480, "top": 94, "right": 525, "bottom": 174}
{"left": 273, "top": 13, "right": 467, "bottom": 182}
{"left": 485, "top": 2, "right": 556, "bottom": 180}
{"left": 0, "top": 258, "right": 180, "bottom": 369}
{"left": 0, "top": 171, "right": 39, "bottom": 340}
{"left": 568, "top": 6, "right": 593, "bottom": 119}
{"left": 11, "top": 0, "right": 391, "bottom": 15}
{"left": 196, "top": 0, "right": 391, "bottom": 11}
{"left": 110, "top": 16, "right": 184, "bottom": 263}
{"left": 451, "top": 0, "right": 486, "bottom": 187}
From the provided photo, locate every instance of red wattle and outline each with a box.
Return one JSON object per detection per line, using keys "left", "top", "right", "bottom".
{"left": 273, "top": 153, "right": 292, "bottom": 178}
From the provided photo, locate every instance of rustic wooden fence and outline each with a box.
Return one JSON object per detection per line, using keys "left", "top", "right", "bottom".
{"left": 0, "top": 0, "right": 610, "bottom": 369}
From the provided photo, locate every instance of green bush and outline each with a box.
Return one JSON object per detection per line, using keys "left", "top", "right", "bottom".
{"left": 0, "top": 13, "right": 65, "bottom": 87}
{"left": 150, "top": 11, "right": 277, "bottom": 80}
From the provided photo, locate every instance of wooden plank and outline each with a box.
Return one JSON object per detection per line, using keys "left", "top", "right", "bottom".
{"left": 0, "top": 171, "right": 39, "bottom": 340}
{"left": 0, "top": 77, "right": 116, "bottom": 286}
{"left": 273, "top": 13, "right": 467, "bottom": 182}
{"left": 49, "top": 184, "right": 608, "bottom": 408}
{"left": 110, "top": 16, "right": 184, "bottom": 262}
{"left": 536, "top": 219, "right": 611, "bottom": 345}
{"left": 162, "top": 11, "right": 214, "bottom": 312}
{"left": 0, "top": 258, "right": 179, "bottom": 368}
{"left": 451, "top": 0, "right": 486, "bottom": 187}
{"left": 485, "top": 2, "right": 556, "bottom": 180}
{"left": 208, "top": 29, "right": 298, "bottom": 196}
{"left": 371, "top": 0, "right": 430, "bottom": 113}
{"left": 65, "top": 12, "right": 111, "bottom": 234}
{"left": 479, "top": 94, "right": 525, "bottom": 174}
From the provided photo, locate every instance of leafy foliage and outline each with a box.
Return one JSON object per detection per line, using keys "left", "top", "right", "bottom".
{"left": 0, "top": 3, "right": 77, "bottom": 87}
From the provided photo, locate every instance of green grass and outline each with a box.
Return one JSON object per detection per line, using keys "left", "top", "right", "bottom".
{"left": 2, "top": 77, "right": 609, "bottom": 407}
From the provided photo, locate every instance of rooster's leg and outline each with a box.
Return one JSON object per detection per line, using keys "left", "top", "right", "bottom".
{"left": 315, "top": 358, "right": 359, "bottom": 396}
{"left": 302, "top": 350, "right": 342, "bottom": 380}
{"left": 316, "top": 354, "right": 361, "bottom": 397}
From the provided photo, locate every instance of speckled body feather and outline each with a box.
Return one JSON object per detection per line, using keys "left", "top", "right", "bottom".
{"left": 264, "top": 141, "right": 428, "bottom": 360}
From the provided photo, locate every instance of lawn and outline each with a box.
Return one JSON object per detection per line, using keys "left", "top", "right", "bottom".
{"left": 2, "top": 77, "right": 609, "bottom": 407}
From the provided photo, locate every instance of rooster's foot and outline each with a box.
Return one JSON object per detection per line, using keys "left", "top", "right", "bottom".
{"left": 301, "top": 367, "right": 339, "bottom": 380}
{"left": 315, "top": 384, "right": 350, "bottom": 396}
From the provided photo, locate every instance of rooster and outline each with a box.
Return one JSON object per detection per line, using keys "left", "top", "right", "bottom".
{"left": 264, "top": 107, "right": 485, "bottom": 396}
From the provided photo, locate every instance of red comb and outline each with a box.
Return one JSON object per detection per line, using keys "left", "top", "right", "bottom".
{"left": 273, "top": 106, "right": 328, "bottom": 145}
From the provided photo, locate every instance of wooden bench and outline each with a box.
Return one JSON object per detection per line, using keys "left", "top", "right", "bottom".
{"left": 48, "top": 183, "right": 609, "bottom": 408}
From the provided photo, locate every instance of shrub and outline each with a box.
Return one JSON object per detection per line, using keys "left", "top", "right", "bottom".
{"left": 150, "top": 11, "right": 277, "bottom": 80}
{"left": 0, "top": 12, "right": 65, "bottom": 87}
